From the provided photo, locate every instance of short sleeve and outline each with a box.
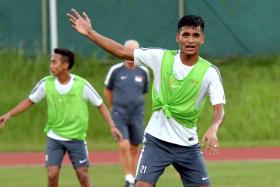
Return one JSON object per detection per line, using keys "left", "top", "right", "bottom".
{"left": 84, "top": 81, "right": 103, "bottom": 106}
{"left": 208, "top": 67, "right": 226, "bottom": 105}
{"left": 134, "top": 48, "right": 164, "bottom": 72}
{"left": 104, "top": 63, "right": 123, "bottom": 90}
{"left": 139, "top": 66, "right": 150, "bottom": 93}
{"left": 29, "top": 78, "right": 46, "bottom": 103}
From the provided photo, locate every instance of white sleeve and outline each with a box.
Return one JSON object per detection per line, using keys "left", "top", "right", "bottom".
{"left": 134, "top": 48, "right": 164, "bottom": 93}
{"left": 29, "top": 78, "right": 46, "bottom": 103}
{"left": 83, "top": 81, "right": 103, "bottom": 107}
{"left": 134, "top": 48, "right": 164, "bottom": 72}
{"left": 207, "top": 67, "right": 226, "bottom": 105}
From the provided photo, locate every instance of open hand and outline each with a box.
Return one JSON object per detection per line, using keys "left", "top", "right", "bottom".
{"left": 67, "top": 8, "right": 93, "bottom": 36}
{"left": 201, "top": 126, "right": 219, "bottom": 155}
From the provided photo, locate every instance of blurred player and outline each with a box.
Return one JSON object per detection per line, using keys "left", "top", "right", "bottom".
{"left": 104, "top": 40, "right": 149, "bottom": 187}
{"left": 67, "top": 9, "right": 225, "bottom": 187}
{"left": 0, "top": 48, "right": 123, "bottom": 187}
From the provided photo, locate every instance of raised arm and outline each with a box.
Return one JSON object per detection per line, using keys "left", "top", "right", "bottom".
{"left": 0, "top": 99, "right": 34, "bottom": 128}
{"left": 97, "top": 103, "right": 123, "bottom": 141}
{"left": 67, "top": 9, "right": 134, "bottom": 61}
{"left": 201, "top": 104, "right": 225, "bottom": 155}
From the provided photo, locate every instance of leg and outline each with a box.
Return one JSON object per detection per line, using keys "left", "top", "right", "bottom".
{"left": 47, "top": 166, "right": 60, "bottom": 187}
{"left": 135, "top": 134, "right": 172, "bottom": 186}
{"left": 112, "top": 109, "right": 134, "bottom": 186}
{"left": 118, "top": 139, "right": 133, "bottom": 176}
{"left": 45, "top": 137, "right": 66, "bottom": 187}
{"left": 136, "top": 181, "right": 154, "bottom": 187}
{"left": 65, "top": 140, "right": 91, "bottom": 186}
{"left": 75, "top": 166, "right": 92, "bottom": 187}
{"left": 129, "top": 115, "right": 145, "bottom": 176}
{"left": 173, "top": 144, "right": 211, "bottom": 187}
{"left": 130, "top": 143, "right": 140, "bottom": 175}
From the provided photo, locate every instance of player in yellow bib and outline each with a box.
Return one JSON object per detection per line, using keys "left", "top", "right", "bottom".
{"left": 0, "top": 48, "right": 123, "bottom": 187}
{"left": 67, "top": 9, "right": 225, "bottom": 187}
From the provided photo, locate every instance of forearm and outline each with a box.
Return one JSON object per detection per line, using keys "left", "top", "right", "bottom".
{"left": 211, "top": 104, "right": 225, "bottom": 132}
{"left": 103, "top": 89, "right": 112, "bottom": 109}
{"left": 7, "top": 99, "right": 34, "bottom": 117}
{"left": 86, "top": 30, "right": 134, "bottom": 60}
{"left": 98, "top": 103, "right": 115, "bottom": 128}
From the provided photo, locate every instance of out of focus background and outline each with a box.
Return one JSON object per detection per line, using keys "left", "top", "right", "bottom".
{"left": 0, "top": 1, "right": 280, "bottom": 187}
{"left": 1, "top": 0, "right": 280, "bottom": 57}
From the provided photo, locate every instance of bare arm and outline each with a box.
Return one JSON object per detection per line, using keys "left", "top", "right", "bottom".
{"left": 0, "top": 99, "right": 34, "bottom": 128}
{"left": 97, "top": 103, "right": 123, "bottom": 141}
{"left": 201, "top": 104, "right": 225, "bottom": 155}
{"left": 67, "top": 9, "right": 134, "bottom": 61}
{"left": 103, "top": 88, "right": 113, "bottom": 110}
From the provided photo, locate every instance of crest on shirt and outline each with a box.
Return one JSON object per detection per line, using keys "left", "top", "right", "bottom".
{"left": 135, "top": 75, "right": 143, "bottom": 82}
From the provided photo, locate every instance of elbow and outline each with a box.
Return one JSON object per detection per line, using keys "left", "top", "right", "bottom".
{"left": 116, "top": 47, "right": 134, "bottom": 61}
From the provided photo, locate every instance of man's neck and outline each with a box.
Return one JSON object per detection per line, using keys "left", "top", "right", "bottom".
{"left": 57, "top": 73, "right": 71, "bottom": 84}
{"left": 180, "top": 52, "right": 199, "bottom": 66}
{"left": 124, "top": 61, "right": 136, "bottom": 70}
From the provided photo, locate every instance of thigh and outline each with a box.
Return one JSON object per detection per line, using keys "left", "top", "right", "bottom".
{"left": 173, "top": 144, "right": 210, "bottom": 187}
{"left": 112, "top": 109, "right": 129, "bottom": 140}
{"left": 65, "top": 140, "right": 89, "bottom": 169}
{"left": 45, "top": 137, "right": 66, "bottom": 168}
{"left": 136, "top": 133, "right": 173, "bottom": 186}
{"left": 129, "top": 116, "right": 145, "bottom": 145}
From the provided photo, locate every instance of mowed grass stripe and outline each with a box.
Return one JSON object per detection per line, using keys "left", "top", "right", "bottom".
{"left": 0, "top": 161, "right": 279, "bottom": 187}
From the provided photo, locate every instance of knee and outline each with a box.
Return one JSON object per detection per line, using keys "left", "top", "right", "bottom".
{"left": 77, "top": 170, "right": 90, "bottom": 182}
{"left": 48, "top": 169, "right": 59, "bottom": 181}
{"left": 136, "top": 181, "right": 154, "bottom": 187}
{"left": 130, "top": 145, "right": 139, "bottom": 155}
{"left": 119, "top": 140, "right": 130, "bottom": 151}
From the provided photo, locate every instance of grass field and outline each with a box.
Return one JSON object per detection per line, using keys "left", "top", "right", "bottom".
{"left": 0, "top": 50, "right": 280, "bottom": 151}
{"left": 0, "top": 161, "right": 279, "bottom": 187}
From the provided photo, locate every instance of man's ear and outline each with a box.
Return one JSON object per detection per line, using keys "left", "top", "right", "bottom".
{"left": 200, "top": 34, "right": 205, "bottom": 45}
{"left": 176, "top": 33, "right": 179, "bottom": 43}
{"left": 62, "top": 62, "right": 70, "bottom": 70}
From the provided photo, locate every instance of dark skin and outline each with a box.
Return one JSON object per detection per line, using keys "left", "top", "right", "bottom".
{"left": 67, "top": 9, "right": 225, "bottom": 187}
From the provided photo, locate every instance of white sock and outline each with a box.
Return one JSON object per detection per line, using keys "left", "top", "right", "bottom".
{"left": 125, "top": 174, "right": 135, "bottom": 183}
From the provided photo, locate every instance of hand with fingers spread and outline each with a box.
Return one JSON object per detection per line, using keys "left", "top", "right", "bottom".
{"left": 201, "top": 125, "right": 219, "bottom": 155}
{"left": 67, "top": 8, "right": 93, "bottom": 36}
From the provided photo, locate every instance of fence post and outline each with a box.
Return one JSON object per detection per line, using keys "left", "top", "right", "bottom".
{"left": 49, "top": 0, "right": 58, "bottom": 54}
{"left": 41, "top": 0, "right": 48, "bottom": 54}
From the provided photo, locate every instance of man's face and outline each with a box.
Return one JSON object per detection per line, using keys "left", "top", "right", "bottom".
{"left": 176, "top": 26, "right": 204, "bottom": 56}
{"left": 50, "top": 54, "right": 68, "bottom": 76}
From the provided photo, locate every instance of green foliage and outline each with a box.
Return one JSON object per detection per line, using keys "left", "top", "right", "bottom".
{"left": 0, "top": 161, "right": 280, "bottom": 187}
{"left": 0, "top": 49, "right": 280, "bottom": 151}
{"left": 198, "top": 55, "right": 280, "bottom": 146}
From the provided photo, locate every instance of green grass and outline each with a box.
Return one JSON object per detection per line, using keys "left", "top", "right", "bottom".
{"left": 0, "top": 49, "right": 280, "bottom": 151}
{"left": 0, "top": 161, "right": 279, "bottom": 187}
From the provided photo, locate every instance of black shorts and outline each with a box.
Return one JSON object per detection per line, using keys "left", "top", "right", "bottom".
{"left": 136, "top": 133, "right": 210, "bottom": 186}
{"left": 45, "top": 137, "right": 89, "bottom": 169}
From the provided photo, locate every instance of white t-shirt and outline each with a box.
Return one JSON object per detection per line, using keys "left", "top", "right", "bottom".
{"left": 134, "top": 48, "right": 226, "bottom": 146}
{"left": 29, "top": 74, "right": 103, "bottom": 141}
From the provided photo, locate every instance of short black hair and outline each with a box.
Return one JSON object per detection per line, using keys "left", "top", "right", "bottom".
{"left": 54, "top": 48, "right": 75, "bottom": 69}
{"left": 178, "top": 15, "right": 204, "bottom": 32}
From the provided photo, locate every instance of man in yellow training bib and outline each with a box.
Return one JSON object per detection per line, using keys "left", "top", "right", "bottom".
{"left": 67, "top": 9, "right": 225, "bottom": 187}
{"left": 0, "top": 48, "right": 123, "bottom": 187}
